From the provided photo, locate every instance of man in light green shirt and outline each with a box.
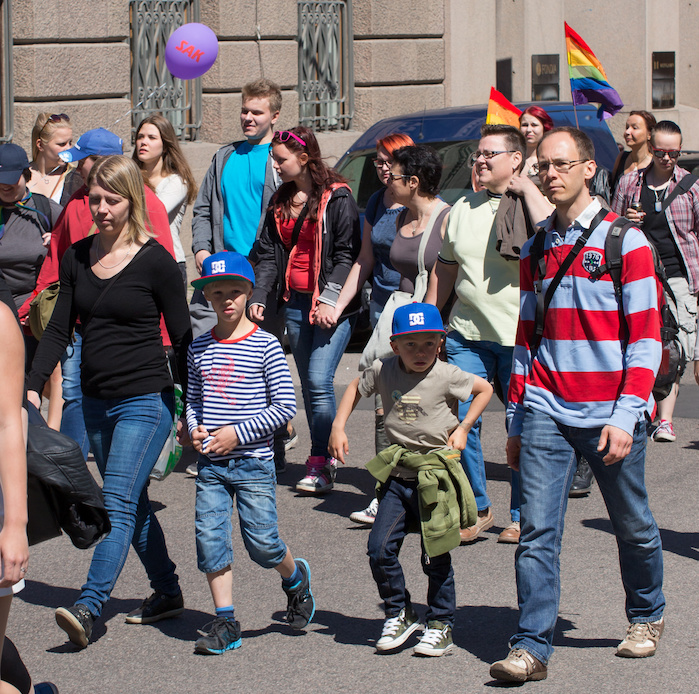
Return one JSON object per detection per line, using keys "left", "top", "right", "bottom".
{"left": 426, "top": 124, "right": 525, "bottom": 544}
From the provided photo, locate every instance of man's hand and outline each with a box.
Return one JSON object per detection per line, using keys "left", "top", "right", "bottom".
{"left": 597, "top": 425, "right": 632, "bottom": 465}
{"left": 195, "top": 250, "right": 211, "bottom": 275}
{"left": 204, "top": 425, "right": 239, "bottom": 456}
{"left": 448, "top": 426, "right": 468, "bottom": 451}
{"left": 312, "top": 302, "right": 337, "bottom": 329}
{"left": 506, "top": 435, "right": 522, "bottom": 471}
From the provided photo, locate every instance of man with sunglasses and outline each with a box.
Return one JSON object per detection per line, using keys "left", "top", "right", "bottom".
{"left": 426, "top": 124, "right": 526, "bottom": 544}
{"left": 490, "top": 127, "right": 665, "bottom": 683}
{"left": 612, "top": 119, "right": 699, "bottom": 444}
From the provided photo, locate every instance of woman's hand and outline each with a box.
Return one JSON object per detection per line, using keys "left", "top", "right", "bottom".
{"left": 0, "top": 525, "right": 29, "bottom": 588}
{"left": 313, "top": 302, "right": 337, "bottom": 329}
{"left": 41, "top": 232, "right": 52, "bottom": 247}
{"left": 508, "top": 171, "right": 537, "bottom": 197}
{"left": 26, "top": 390, "right": 41, "bottom": 410}
{"left": 248, "top": 304, "right": 265, "bottom": 323}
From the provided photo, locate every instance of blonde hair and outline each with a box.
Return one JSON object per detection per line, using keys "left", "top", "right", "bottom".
{"left": 31, "top": 112, "right": 72, "bottom": 161}
{"left": 88, "top": 155, "right": 154, "bottom": 244}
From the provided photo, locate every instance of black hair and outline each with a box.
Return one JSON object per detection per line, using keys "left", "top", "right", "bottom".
{"left": 391, "top": 145, "right": 443, "bottom": 197}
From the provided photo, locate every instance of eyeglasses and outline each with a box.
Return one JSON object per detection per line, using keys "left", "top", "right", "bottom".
{"left": 532, "top": 159, "right": 589, "bottom": 175}
{"left": 651, "top": 147, "right": 681, "bottom": 160}
{"left": 373, "top": 158, "right": 392, "bottom": 169}
{"left": 468, "top": 150, "right": 518, "bottom": 166}
{"left": 273, "top": 130, "right": 307, "bottom": 147}
{"left": 39, "top": 113, "right": 70, "bottom": 137}
{"left": 386, "top": 172, "right": 411, "bottom": 182}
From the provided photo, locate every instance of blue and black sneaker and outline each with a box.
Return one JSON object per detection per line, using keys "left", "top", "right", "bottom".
{"left": 194, "top": 616, "right": 242, "bottom": 655}
{"left": 283, "top": 558, "right": 315, "bottom": 629}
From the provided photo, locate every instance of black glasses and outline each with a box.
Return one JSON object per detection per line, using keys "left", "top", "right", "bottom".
{"left": 373, "top": 158, "right": 392, "bottom": 169}
{"left": 651, "top": 147, "right": 681, "bottom": 160}
{"left": 468, "top": 150, "right": 518, "bottom": 166}
{"left": 387, "top": 172, "right": 410, "bottom": 182}
{"left": 532, "top": 159, "right": 589, "bottom": 175}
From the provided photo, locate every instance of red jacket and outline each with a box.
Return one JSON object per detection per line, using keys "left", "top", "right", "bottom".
{"left": 20, "top": 185, "right": 174, "bottom": 321}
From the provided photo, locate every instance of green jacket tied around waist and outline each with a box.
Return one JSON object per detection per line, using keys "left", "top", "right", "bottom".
{"left": 366, "top": 444, "right": 477, "bottom": 557}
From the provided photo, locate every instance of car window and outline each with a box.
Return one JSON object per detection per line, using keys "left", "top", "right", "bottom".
{"left": 679, "top": 155, "right": 699, "bottom": 177}
{"left": 337, "top": 140, "right": 480, "bottom": 212}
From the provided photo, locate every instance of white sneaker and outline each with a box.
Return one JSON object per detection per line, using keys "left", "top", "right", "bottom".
{"left": 375, "top": 605, "right": 421, "bottom": 652}
{"left": 349, "top": 497, "right": 379, "bottom": 525}
{"left": 185, "top": 463, "right": 198, "bottom": 477}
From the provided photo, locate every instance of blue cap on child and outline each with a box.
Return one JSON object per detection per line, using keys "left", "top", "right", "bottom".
{"left": 191, "top": 251, "right": 255, "bottom": 289}
{"left": 390, "top": 302, "right": 446, "bottom": 340}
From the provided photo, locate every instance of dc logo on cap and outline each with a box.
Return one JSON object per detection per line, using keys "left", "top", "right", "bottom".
{"left": 211, "top": 260, "right": 226, "bottom": 274}
{"left": 408, "top": 312, "right": 425, "bottom": 327}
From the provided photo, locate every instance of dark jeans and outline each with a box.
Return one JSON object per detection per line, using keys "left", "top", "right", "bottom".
{"left": 367, "top": 477, "right": 455, "bottom": 626}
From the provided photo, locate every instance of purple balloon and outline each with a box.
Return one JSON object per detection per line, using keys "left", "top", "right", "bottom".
{"left": 165, "top": 23, "right": 219, "bottom": 80}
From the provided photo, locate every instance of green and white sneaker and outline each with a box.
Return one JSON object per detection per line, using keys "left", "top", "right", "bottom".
{"left": 413, "top": 620, "right": 454, "bottom": 656}
{"left": 375, "top": 605, "right": 422, "bottom": 652}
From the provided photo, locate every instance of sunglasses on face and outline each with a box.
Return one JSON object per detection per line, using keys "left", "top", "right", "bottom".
{"left": 651, "top": 147, "right": 681, "bottom": 160}
{"left": 273, "top": 130, "right": 307, "bottom": 147}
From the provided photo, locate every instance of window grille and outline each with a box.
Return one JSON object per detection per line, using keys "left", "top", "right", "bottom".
{"left": 0, "top": 0, "right": 13, "bottom": 142}
{"left": 298, "top": 0, "right": 354, "bottom": 131}
{"left": 130, "top": 0, "right": 202, "bottom": 140}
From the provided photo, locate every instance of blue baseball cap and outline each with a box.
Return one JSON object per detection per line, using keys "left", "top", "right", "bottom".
{"left": 192, "top": 251, "right": 255, "bottom": 290}
{"left": 0, "top": 143, "right": 30, "bottom": 184}
{"left": 59, "top": 128, "right": 123, "bottom": 163}
{"left": 391, "top": 302, "right": 446, "bottom": 340}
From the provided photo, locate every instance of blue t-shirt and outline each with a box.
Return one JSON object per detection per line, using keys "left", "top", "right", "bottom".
{"left": 366, "top": 188, "right": 402, "bottom": 307}
{"left": 221, "top": 141, "right": 270, "bottom": 255}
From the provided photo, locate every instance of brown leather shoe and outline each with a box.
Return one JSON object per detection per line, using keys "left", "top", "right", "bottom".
{"left": 497, "top": 521, "right": 520, "bottom": 544}
{"left": 490, "top": 648, "right": 548, "bottom": 682}
{"left": 459, "top": 508, "right": 494, "bottom": 543}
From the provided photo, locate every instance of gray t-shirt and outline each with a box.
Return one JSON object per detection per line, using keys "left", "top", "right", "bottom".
{"left": 359, "top": 356, "right": 475, "bottom": 454}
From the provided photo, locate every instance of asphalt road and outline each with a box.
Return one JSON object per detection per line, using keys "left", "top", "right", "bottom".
{"left": 11, "top": 351, "right": 699, "bottom": 693}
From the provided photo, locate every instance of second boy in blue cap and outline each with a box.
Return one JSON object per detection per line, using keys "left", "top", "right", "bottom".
{"left": 186, "top": 251, "right": 314, "bottom": 654}
{"left": 329, "top": 302, "right": 492, "bottom": 656}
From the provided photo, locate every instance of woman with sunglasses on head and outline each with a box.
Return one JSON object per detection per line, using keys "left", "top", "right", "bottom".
{"left": 133, "top": 114, "right": 198, "bottom": 285}
{"left": 26, "top": 155, "right": 191, "bottom": 649}
{"left": 249, "top": 126, "right": 361, "bottom": 495}
{"left": 610, "top": 110, "right": 657, "bottom": 196}
{"left": 27, "top": 113, "right": 83, "bottom": 206}
{"left": 612, "top": 119, "right": 699, "bottom": 445}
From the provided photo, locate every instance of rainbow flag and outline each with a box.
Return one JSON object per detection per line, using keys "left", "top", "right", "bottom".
{"left": 565, "top": 22, "right": 623, "bottom": 120}
{"left": 486, "top": 87, "right": 522, "bottom": 128}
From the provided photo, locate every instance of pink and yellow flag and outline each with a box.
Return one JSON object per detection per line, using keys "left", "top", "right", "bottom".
{"left": 486, "top": 87, "right": 522, "bottom": 128}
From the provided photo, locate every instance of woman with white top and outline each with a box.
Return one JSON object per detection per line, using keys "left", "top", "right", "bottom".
{"left": 133, "top": 114, "right": 198, "bottom": 284}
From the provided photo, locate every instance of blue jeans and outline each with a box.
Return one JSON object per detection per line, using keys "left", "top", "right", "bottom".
{"left": 284, "top": 291, "right": 355, "bottom": 457}
{"left": 79, "top": 392, "right": 179, "bottom": 618}
{"left": 60, "top": 330, "right": 89, "bottom": 460}
{"left": 512, "top": 408, "right": 665, "bottom": 664}
{"left": 367, "top": 478, "right": 455, "bottom": 626}
{"left": 445, "top": 333, "right": 520, "bottom": 520}
{"left": 195, "top": 455, "right": 287, "bottom": 573}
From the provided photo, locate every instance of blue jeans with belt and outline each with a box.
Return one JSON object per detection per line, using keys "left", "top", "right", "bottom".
{"left": 512, "top": 408, "right": 665, "bottom": 664}
{"left": 78, "top": 392, "right": 179, "bottom": 618}
{"left": 284, "top": 291, "right": 355, "bottom": 457}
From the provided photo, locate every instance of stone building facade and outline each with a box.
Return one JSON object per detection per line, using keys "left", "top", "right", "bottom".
{"left": 1, "top": 0, "right": 698, "bottom": 157}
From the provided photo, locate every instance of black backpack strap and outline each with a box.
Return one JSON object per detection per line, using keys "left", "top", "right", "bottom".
{"left": 661, "top": 173, "right": 698, "bottom": 212}
{"left": 531, "top": 208, "right": 608, "bottom": 355}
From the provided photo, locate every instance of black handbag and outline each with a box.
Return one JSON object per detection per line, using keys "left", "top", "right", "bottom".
{"left": 26, "top": 403, "right": 110, "bottom": 549}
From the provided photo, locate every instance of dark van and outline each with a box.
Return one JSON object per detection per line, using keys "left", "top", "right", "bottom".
{"left": 336, "top": 101, "right": 619, "bottom": 212}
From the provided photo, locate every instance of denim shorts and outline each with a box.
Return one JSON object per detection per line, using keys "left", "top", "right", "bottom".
{"left": 195, "top": 455, "right": 287, "bottom": 574}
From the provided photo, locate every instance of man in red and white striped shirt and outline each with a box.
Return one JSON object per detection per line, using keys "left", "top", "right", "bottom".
{"left": 490, "top": 128, "right": 665, "bottom": 683}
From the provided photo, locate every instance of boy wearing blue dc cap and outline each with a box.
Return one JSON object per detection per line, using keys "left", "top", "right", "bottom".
{"left": 329, "top": 302, "right": 492, "bottom": 656}
{"left": 186, "top": 251, "right": 314, "bottom": 655}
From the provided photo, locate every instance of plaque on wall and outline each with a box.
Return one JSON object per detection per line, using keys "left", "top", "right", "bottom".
{"left": 532, "top": 54, "right": 559, "bottom": 101}
{"left": 652, "top": 52, "right": 675, "bottom": 109}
